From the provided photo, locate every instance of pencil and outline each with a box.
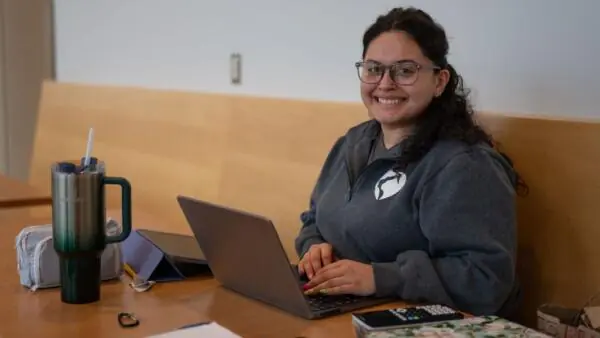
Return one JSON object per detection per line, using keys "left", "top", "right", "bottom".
{"left": 123, "top": 263, "right": 137, "bottom": 279}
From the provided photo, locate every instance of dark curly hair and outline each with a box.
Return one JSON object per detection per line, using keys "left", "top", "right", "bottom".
{"left": 362, "top": 7, "right": 527, "bottom": 195}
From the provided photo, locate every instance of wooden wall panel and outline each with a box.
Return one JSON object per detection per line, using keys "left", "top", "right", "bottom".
{"left": 30, "top": 81, "right": 600, "bottom": 325}
{"left": 477, "top": 113, "right": 600, "bottom": 323}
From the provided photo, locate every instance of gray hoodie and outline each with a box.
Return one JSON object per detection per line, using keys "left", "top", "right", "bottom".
{"left": 295, "top": 119, "right": 520, "bottom": 316}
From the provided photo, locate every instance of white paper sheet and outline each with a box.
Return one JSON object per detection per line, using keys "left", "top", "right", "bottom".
{"left": 147, "top": 322, "right": 242, "bottom": 338}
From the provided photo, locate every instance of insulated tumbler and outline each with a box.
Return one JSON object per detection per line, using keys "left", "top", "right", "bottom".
{"left": 51, "top": 158, "right": 132, "bottom": 304}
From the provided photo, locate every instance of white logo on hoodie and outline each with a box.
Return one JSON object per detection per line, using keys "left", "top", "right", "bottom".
{"left": 374, "top": 169, "right": 406, "bottom": 200}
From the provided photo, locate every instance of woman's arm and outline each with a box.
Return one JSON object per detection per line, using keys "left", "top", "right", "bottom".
{"left": 294, "top": 136, "right": 347, "bottom": 258}
{"left": 295, "top": 199, "right": 326, "bottom": 258}
{"left": 372, "top": 147, "right": 518, "bottom": 315}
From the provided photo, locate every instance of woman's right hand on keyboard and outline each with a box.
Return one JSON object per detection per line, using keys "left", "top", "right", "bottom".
{"left": 298, "top": 243, "right": 335, "bottom": 280}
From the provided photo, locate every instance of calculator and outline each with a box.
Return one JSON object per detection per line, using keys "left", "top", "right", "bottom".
{"left": 352, "top": 304, "right": 465, "bottom": 330}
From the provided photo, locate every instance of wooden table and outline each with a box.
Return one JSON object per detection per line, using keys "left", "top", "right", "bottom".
{"left": 0, "top": 209, "right": 406, "bottom": 338}
{"left": 0, "top": 174, "right": 51, "bottom": 208}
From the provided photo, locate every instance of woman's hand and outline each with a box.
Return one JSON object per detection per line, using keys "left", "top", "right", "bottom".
{"left": 298, "top": 243, "right": 335, "bottom": 279}
{"left": 303, "top": 259, "right": 376, "bottom": 296}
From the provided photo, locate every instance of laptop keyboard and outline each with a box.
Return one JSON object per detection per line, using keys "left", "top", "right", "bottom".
{"left": 291, "top": 264, "right": 367, "bottom": 311}
{"left": 306, "top": 293, "right": 365, "bottom": 311}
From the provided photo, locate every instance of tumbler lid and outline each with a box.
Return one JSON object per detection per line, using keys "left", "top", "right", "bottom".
{"left": 80, "top": 157, "right": 98, "bottom": 166}
{"left": 57, "top": 162, "right": 76, "bottom": 173}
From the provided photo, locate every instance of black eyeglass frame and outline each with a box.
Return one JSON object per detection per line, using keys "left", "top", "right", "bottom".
{"left": 354, "top": 60, "right": 442, "bottom": 86}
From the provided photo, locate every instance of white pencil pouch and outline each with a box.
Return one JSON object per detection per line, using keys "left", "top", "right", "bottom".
{"left": 15, "top": 218, "right": 123, "bottom": 291}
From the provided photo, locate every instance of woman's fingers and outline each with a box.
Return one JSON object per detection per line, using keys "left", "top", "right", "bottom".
{"left": 305, "top": 261, "right": 343, "bottom": 288}
{"left": 299, "top": 244, "right": 335, "bottom": 279}
{"left": 305, "top": 275, "right": 351, "bottom": 295}
{"left": 318, "top": 283, "right": 354, "bottom": 296}
{"left": 320, "top": 245, "right": 333, "bottom": 266}
{"left": 297, "top": 262, "right": 305, "bottom": 275}
{"left": 308, "top": 250, "right": 323, "bottom": 278}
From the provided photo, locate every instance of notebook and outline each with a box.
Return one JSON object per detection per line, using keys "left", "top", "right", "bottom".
{"left": 354, "top": 315, "right": 551, "bottom": 338}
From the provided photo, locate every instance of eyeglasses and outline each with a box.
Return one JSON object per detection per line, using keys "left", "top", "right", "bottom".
{"left": 355, "top": 60, "right": 441, "bottom": 86}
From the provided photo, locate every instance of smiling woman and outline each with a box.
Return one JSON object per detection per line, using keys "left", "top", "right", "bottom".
{"left": 294, "top": 6, "right": 525, "bottom": 318}
{"left": 356, "top": 32, "right": 447, "bottom": 145}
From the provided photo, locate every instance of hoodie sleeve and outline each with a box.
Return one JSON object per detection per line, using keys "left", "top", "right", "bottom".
{"left": 295, "top": 199, "right": 325, "bottom": 258}
{"left": 371, "top": 148, "right": 518, "bottom": 315}
{"left": 295, "top": 136, "right": 347, "bottom": 258}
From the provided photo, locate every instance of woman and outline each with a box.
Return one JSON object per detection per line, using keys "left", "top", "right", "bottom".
{"left": 295, "top": 7, "right": 524, "bottom": 317}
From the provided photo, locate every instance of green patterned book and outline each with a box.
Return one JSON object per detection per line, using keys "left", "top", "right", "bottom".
{"left": 353, "top": 315, "right": 551, "bottom": 338}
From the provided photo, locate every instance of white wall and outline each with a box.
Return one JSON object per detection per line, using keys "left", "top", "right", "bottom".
{"left": 54, "top": 0, "right": 600, "bottom": 118}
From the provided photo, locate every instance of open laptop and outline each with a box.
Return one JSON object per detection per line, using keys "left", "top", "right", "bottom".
{"left": 176, "top": 195, "right": 392, "bottom": 319}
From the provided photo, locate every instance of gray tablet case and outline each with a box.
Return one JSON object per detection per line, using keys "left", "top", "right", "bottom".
{"left": 15, "top": 218, "right": 123, "bottom": 291}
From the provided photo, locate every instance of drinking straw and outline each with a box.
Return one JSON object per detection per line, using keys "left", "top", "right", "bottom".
{"left": 83, "top": 127, "right": 94, "bottom": 170}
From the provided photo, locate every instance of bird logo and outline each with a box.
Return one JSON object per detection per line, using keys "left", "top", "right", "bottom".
{"left": 374, "top": 169, "right": 406, "bottom": 200}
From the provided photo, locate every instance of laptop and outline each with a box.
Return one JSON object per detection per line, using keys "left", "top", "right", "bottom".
{"left": 176, "top": 195, "right": 392, "bottom": 319}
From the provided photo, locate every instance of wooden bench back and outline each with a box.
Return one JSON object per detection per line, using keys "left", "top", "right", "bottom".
{"left": 30, "top": 80, "right": 600, "bottom": 325}
{"left": 29, "top": 81, "right": 365, "bottom": 258}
